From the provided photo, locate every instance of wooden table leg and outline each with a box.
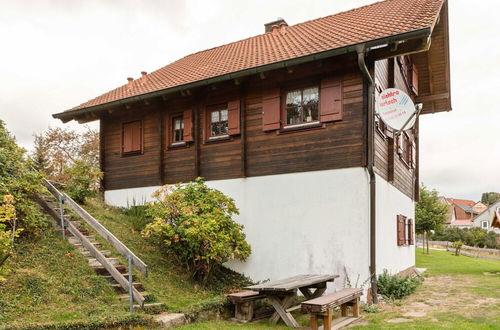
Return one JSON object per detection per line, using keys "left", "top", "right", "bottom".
{"left": 269, "top": 294, "right": 296, "bottom": 324}
{"left": 323, "top": 309, "right": 333, "bottom": 330}
{"left": 341, "top": 303, "right": 348, "bottom": 317}
{"left": 310, "top": 314, "right": 319, "bottom": 330}
{"left": 353, "top": 297, "right": 360, "bottom": 317}
{"left": 268, "top": 295, "right": 299, "bottom": 328}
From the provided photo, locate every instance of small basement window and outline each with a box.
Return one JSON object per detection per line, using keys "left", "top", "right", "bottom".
{"left": 172, "top": 115, "right": 184, "bottom": 143}
{"left": 122, "top": 120, "right": 142, "bottom": 155}
{"left": 285, "top": 86, "right": 319, "bottom": 125}
{"left": 209, "top": 107, "right": 228, "bottom": 137}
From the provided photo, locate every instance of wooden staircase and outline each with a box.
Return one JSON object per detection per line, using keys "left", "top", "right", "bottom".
{"left": 35, "top": 180, "right": 165, "bottom": 313}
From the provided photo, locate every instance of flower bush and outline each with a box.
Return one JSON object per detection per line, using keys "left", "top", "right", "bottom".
{"left": 142, "top": 178, "right": 251, "bottom": 284}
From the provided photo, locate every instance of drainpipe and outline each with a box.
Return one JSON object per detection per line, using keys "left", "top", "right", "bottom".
{"left": 356, "top": 45, "right": 378, "bottom": 304}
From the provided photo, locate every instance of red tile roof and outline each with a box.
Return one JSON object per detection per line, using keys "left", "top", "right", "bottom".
{"left": 61, "top": 0, "right": 444, "bottom": 114}
{"left": 445, "top": 198, "right": 476, "bottom": 207}
{"left": 450, "top": 220, "right": 473, "bottom": 227}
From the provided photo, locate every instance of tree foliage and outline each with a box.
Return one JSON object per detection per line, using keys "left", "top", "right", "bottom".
{"left": 481, "top": 192, "right": 500, "bottom": 206}
{"left": 415, "top": 185, "right": 448, "bottom": 234}
{"left": 0, "top": 120, "right": 46, "bottom": 270}
{"left": 31, "top": 126, "right": 99, "bottom": 183}
{"left": 63, "top": 160, "right": 103, "bottom": 203}
{"left": 431, "top": 226, "right": 498, "bottom": 249}
{"left": 142, "top": 178, "right": 251, "bottom": 284}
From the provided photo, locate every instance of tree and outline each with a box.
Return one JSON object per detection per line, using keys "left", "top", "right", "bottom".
{"left": 481, "top": 192, "right": 500, "bottom": 205}
{"left": 415, "top": 185, "right": 448, "bottom": 254}
{"left": 31, "top": 126, "right": 100, "bottom": 185}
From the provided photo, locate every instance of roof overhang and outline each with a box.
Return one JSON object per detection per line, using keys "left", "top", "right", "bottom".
{"left": 492, "top": 211, "right": 500, "bottom": 229}
{"left": 53, "top": 1, "right": 450, "bottom": 123}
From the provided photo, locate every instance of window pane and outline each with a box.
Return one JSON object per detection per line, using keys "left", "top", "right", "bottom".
{"left": 303, "top": 103, "right": 319, "bottom": 122}
{"left": 211, "top": 110, "right": 219, "bottom": 123}
{"left": 220, "top": 121, "right": 228, "bottom": 135}
{"left": 286, "top": 106, "right": 301, "bottom": 125}
{"left": 220, "top": 109, "right": 228, "bottom": 121}
{"left": 303, "top": 87, "right": 319, "bottom": 104}
{"left": 174, "top": 117, "right": 182, "bottom": 130}
{"left": 286, "top": 90, "right": 301, "bottom": 107}
{"left": 211, "top": 123, "right": 218, "bottom": 136}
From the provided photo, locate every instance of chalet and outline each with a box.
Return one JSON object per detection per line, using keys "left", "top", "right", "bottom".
{"left": 53, "top": 0, "right": 451, "bottom": 299}
{"left": 472, "top": 200, "right": 500, "bottom": 233}
{"left": 439, "top": 197, "right": 486, "bottom": 228}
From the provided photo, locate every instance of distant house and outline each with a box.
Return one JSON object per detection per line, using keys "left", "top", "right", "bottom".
{"left": 52, "top": 0, "right": 451, "bottom": 297}
{"left": 440, "top": 198, "right": 487, "bottom": 228}
{"left": 472, "top": 200, "right": 500, "bottom": 233}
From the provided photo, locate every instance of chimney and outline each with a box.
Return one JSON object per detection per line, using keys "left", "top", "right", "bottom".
{"left": 271, "top": 24, "right": 279, "bottom": 36}
{"left": 141, "top": 71, "right": 148, "bottom": 83}
{"left": 279, "top": 22, "right": 287, "bottom": 35}
{"left": 264, "top": 17, "right": 288, "bottom": 33}
{"left": 127, "top": 77, "right": 133, "bottom": 89}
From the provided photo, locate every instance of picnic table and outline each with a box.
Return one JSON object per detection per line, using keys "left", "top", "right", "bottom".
{"left": 244, "top": 274, "right": 339, "bottom": 328}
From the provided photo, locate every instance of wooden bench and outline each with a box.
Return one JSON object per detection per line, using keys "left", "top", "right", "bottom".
{"left": 227, "top": 291, "right": 266, "bottom": 323}
{"left": 301, "top": 288, "right": 363, "bottom": 330}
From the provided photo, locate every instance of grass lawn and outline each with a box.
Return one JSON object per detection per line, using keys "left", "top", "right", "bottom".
{"left": 179, "top": 249, "right": 500, "bottom": 329}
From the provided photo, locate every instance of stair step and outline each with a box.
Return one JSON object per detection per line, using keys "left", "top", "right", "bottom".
{"left": 73, "top": 242, "right": 103, "bottom": 251}
{"left": 112, "top": 282, "right": 145, "bottom": 293}
{"left": 133, "top": 302, "right": 166, "bottom": 313}
{"left": 93, "top": 264, "right": 127, "bottom": 275}
{"left": 103, "top": 273, "right": 136, "bottom": 283}
{"left": 68, "top": 235, "right": 96, "bottom": 245}
{"left": 88, "top": 257, "right": 120, "bottom": 267}
{"left": 119, "top": 291, "right": 152, "bottom": 302}
{"left": 81, "top": 250, "right": 112, "bottom": 258}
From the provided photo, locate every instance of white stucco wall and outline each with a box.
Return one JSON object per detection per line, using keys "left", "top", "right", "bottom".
{"left": 104, "top": 168, "right": 416, "bottom": 291}
{"left": 375, "top": 174, "right": 415, "bottom": 275}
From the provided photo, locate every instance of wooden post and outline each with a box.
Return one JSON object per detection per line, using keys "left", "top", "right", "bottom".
{"left": 323, "top": 309, "right": 333, "bottom": 330}
{"left": 341, "top": 303, "right": 348, "bottom": 316}
{"left": 310, "top": 315, "right": 318, "bottom": 330}
{"left": 159, "top": 110, "right": 165, "bottom": 185}
{"left": 353, "top": 298, "right": 360, "bottom": 317}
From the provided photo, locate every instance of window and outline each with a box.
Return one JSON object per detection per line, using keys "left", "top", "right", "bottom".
{"left": 209, "top": 107, "right": 228, "bottom": 137}
{"left": 397, "top": 133, "right": 413, "bottom": 167}
{"left": 122, "top": 120, "right": 142, "bottom": 155}
{"left": 397, "top": 215, "right": 414, "bottom": 246}
{"left": 285, "top": 86, "right": 319, "bottom": 125}
{"left": 482, "top": 221, "right": 488, "bottom": 229}
{"left": 172, "top": 115, "right": 184, "bottom": 143}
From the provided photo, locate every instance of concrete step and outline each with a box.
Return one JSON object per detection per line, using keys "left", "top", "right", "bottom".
{"left": 112, "top": 282, "right": 145, "bottom": 293}
{"left": 88, "top": 257, "right": 120, "bottom": 267}
{"left": 92, "top": 264, "right": 127, "bottom": 275}
{"left": 81, "top": 250, "right": 112, "bottom": 258}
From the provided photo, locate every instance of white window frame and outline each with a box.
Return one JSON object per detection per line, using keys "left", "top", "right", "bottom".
{"left": 481, "top": 221, "right": 488, "bottom": 229}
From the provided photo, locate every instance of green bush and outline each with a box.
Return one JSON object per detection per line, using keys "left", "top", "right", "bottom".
{"left": 123, "top": 199, "right": 151, "bottom": 231}
{"left": 377, "top": 269, "right": 422, "bottom": 300}
{"left": 431, "top": 227, "right": 499, "bottom": 249}
{"left": 142, "top": 178, "right": 251, "bottom": 284}
{"left": 63, "top": 160, "right": 102, "bottom": 203}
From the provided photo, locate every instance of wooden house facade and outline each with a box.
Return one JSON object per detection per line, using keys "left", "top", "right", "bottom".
{"left": 54, "top": 0, "right": 451, "bottom": 296}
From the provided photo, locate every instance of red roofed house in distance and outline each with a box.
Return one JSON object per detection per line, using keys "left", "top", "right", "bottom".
{"left": 53, "top": 0, "right": 451, "bottom": 300}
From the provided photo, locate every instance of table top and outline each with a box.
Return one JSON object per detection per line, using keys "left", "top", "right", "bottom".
{"left": 244, "top": 274, "right": 339, "bottom": 292}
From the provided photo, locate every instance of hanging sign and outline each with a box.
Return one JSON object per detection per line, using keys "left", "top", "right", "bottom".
{"left": 375, "top": 88, "right": 416, "bottom": 132}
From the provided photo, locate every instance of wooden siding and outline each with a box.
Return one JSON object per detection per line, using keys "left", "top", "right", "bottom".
{"left": 101, "top": 53, "right": 415, "bottom": 200}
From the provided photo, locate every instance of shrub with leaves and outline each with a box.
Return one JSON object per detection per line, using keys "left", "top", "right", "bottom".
{"left": 377, "top": 269, "right": 422, "bottom": 300}
{"left": 63, "top": 160, "right": 103, "bottom": 203}
{"left": 142, "top": 178, "right": 251, "bottom": 284}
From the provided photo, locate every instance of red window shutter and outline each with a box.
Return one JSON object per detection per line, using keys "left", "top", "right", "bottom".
{"left": 408, "top": 219, "right": 414, "bottom": 245}
{"left": 122, "top": 121, "right": 141, "bottom": 154}
{"left": 411, "top": 63, "right": 419, "bottom": 95}
{"left": 319, "top": 77, "right": 343, "bottom": 122}
{"left": 227, "top": 98, "right": 241, "bottom": 135}
{"left": 262, "top": 88, "right": 281, "bottom": 131}
{"left": 397, "top": 215, "right": 406, "bottom": 246}
{"left": 183, "top": 109, "right": 193, "bottom": 142}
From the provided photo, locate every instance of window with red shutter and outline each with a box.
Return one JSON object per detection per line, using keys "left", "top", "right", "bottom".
{"left": 397, "top": 215, "right": 406, "bottom": 246}
{"left": 122, "top": 120, "right": 142, "bottom": 155}
{"left": 319, "top": 77, "right": 343, "bottom": 122}
{"left": 262, "top": 88, "right": 281, "bottom": 131}
{"left": 227, "top": 98, "right": 241, "bottom": 135}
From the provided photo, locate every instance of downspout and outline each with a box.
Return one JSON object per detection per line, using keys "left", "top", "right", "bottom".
{"left": 356, "top": 46, "right": 378, "bottom": 304}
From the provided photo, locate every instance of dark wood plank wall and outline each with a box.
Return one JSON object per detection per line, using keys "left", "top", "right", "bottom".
{"left": 102, "top": 53, "right": 414, "bottom": 200}
{"left": 373, "top": 57, "right": 417, "bottom": 199}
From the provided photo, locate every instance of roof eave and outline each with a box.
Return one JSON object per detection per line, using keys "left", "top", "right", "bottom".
{"left": 53, "top": 27, "right": 432, "bottom": 123}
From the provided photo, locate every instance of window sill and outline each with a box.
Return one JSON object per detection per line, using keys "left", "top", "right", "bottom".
{"left": 278, "top": 121, "right": 324, "bottom": 134}
{"left": 121, "top": 150, "right": 142, "bottom": 157}
{"left": 205, "top": 135, "right": 231, "bottom": 144}
{"left": 168, "top": 141, "right": 188, "bottom": 150}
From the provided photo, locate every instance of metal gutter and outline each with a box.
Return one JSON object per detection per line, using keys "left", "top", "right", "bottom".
{"left": 356, "top": 45, "right": 377, "bottom": 304}
{"left": 53, "top": 28, "right": 431, "bottom": 122}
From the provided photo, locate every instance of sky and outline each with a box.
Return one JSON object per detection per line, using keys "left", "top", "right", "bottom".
{"left": 0, "top": 0, "right": 499, "bottom": 201}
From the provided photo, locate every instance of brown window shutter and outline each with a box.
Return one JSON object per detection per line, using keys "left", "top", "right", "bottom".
{"left": 122, "top": 121, "right": 142, "bottom": 154}
{"left": 319, "top": 77, "right": 343, "bottom": 122}
{"left": 227, "top": 98, "right": 241, "bottom": 135}
{"left": 408, "top": 219, "right": 414, "bottom": 245}
{"left": 411, "top": 63, "right": 419, "bottom": 95}
{"left": 396, "top": 135, "right": 403, "bottom": 155}
{"left": 397, "top": 215, "right": 406, "bottom": 246}
{"left": 183, "top": 109, "right": 193, "bottom": 142}
{"left": 411, "top": 141, "right": 416, "bottom": 169}
{"left": 262, "top": 88, "right": 281, "bottom": 131}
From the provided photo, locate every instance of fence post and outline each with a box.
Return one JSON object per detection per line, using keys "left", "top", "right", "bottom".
{"left": 128, "top": 254, "right": 134, "bottom": 313}
{"left": 59, "top": 195, "right": 66, "bottom": 240}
